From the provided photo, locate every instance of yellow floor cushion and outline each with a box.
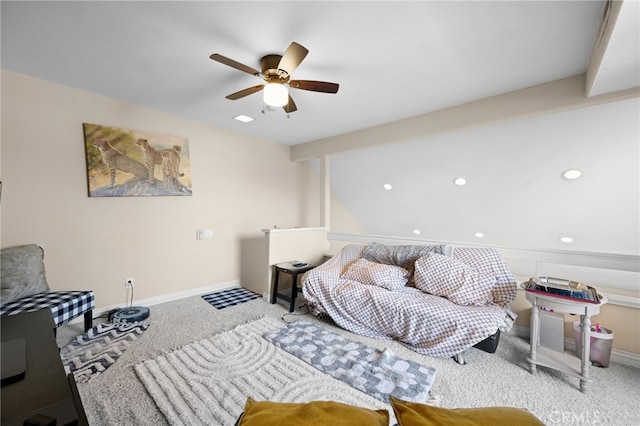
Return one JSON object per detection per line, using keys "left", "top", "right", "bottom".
{"left": 390, "top": 396, "right": 545, "bottom": 426}
{"left": 235, "top": 397, "right": 389, "bottom": 426}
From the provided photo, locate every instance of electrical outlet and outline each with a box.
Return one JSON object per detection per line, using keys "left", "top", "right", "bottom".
{"left": 196, "top": 228, "right": 214, "bottom": 240}
{"left": 125, "top": 278, "right": 134, "bottom": 288}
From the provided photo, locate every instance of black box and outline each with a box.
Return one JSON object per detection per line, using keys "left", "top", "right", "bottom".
{"left": 474, "top": 329, "right": 500, "bottom": 353}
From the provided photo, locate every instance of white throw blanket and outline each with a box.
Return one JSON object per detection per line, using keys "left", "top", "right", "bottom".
{"left": 303, "top": 244, "right": 517, "bottom": 358}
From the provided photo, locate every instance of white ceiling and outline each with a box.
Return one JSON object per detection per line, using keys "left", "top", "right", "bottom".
{"left": 2, "top": 1, "right": 639, "bottom": 255}
{"left": 3, "top": 0, "right": 634, "bottom": 146}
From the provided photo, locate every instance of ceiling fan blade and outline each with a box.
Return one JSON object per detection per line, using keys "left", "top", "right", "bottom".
{"left": 289, "top": 80, "right": 339, "bottom": 94}
{"left": 210, "top": 53, "right": 260, "bottom": 76}
{"left": 225, "top": 84, "right": 264, "bottom": 100}
{"left": 283, "top": 95, "right": 297, "bottom": 113}
{"left": 277, "top": 42, "right": 309, "bottom": 76}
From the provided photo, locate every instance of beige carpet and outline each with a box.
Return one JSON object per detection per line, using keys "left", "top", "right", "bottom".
{"left": 56, "top": 294, "right": 640, "bottom": 425}
{"left": 134, "top": 317, "right": 389, "bottom": 425}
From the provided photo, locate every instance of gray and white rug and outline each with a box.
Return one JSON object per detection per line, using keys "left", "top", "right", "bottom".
{"left": 133, "top": 317, "right": 393, "bottom": 425}
{"left": 61, "top": 321, "right": 149, "bottom": 383}
{"left": 264, "top": 321, "right": 437, "bottom": 403}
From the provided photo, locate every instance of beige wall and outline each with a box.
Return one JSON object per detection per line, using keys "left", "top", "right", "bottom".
{"left": 0, "top": 70, "right": 322, "bottom": 309}
{"left": 261, "top": 227, "right": 330, "bottom": 298}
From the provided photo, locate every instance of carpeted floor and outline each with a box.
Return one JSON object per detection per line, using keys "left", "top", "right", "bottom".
{"left": 134, "top": 317, "right": 391, "bottom": 425}
{"left": 56, "top": 293, "right": 640, "bottom": 425}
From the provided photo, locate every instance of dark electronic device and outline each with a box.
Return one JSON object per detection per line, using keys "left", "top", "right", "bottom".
{"left": 1, "top": 338, "right": 26, "bottom": 386}
{"left": 23, "top": 413, "right": 57, "bottom": 426}
{"left": 111, "top": 306, "right": 150, "bottom": 323}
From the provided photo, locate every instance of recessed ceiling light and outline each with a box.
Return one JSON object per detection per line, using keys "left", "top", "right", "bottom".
{"left": 234, "top": 114, "right": 254, "bottom": 123}
{"left": 454, "top": 177, "right": 467, "bottom": 186}
{"left": 474, "top": 232, "right": 484, "bottom": 238}
{"left": 560, "top": 236, "right": 574, "bottom": 243}
{"left": 561, "top": 169, "right": 582, "bottom": 180}
{"left": 413, "top": 229, "right": 421, "bottom": 235}
{"left": 383, "top": 183, "right": 393, "bottom": 190}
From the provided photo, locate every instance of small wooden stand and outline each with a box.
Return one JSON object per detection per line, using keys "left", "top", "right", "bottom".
{"left": 270, "top": 262, "right": 313, "bottom": 312}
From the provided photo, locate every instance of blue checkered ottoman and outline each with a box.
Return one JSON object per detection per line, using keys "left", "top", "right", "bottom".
{"left": 1, "top": 290, "right": 94, "bottom": 331}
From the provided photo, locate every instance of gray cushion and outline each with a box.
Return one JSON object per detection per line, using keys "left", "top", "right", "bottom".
{"left": 362, "top": 242, "right": 446, "bottom": 281}
{"left": 1, "top": 244, "right": 50, "bottom": 305}
{"left": 341, "top": 257, "right": 409, "bottom": 291}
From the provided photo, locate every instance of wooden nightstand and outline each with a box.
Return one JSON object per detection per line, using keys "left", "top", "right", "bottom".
{"left": 270, "top": 262, "right": 313, "bottom": 312}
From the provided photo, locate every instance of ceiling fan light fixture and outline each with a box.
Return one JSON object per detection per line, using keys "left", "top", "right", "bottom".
{"left": 263, "top": 83, "right": 288, "bottom": 107}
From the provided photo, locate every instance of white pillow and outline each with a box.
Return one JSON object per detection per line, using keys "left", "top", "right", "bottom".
{"left": 413, "top": 253, "right": 496, "bottom": 306}
{"left": 341, "top": 258, "right": 409, "bottom": 291}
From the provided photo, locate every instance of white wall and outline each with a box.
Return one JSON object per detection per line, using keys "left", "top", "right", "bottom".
{"left": 324, "top": 97, "right": 639, "bottom": 255}
{"left": 0, "top": 70, "right": 325, "bottom": 308}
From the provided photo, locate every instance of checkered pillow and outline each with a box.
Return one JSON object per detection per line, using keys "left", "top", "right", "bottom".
{"left": 341, "top": 258, "right": 409, "bottom": 291}
{"left": 452, "top": 247, "right": 517, "bottom": 307}
{"left": 413, "top": 253, "right": 496, "bottom": 306}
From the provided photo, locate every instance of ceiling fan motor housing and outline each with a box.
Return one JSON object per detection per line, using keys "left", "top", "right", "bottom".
{"left": 261, "top": 54, "right": 289, "bottom": 82}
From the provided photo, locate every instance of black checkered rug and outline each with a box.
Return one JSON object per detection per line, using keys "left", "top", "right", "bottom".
{"left": 201, "top": 287, "right": 260, "bottom": 310}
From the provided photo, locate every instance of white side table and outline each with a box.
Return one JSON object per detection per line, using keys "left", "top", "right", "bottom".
{"left": 525, "top": 291, "right": 607, "bottom": 392}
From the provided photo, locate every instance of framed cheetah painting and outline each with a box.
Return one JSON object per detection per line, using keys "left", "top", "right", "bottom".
{"left": 83, "top": 123, "right": 192, "bottom": 197}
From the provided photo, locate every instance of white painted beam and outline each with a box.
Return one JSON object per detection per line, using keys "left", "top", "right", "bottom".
{"left": 291, "top": 75, "right": 639, "bottom": 161}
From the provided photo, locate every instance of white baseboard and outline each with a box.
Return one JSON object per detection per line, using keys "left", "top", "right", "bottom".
{"left": 73, "top": 279, "right": 241, "bottom": 322}
{"left": 508, "top": 324, "right": 640, "bottom": 369}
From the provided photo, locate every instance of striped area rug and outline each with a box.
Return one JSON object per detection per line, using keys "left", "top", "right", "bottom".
{"left": 61, "top": 321, "right": 149, "bottom": 383}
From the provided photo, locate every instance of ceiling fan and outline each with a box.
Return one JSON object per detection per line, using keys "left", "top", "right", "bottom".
{"left": 210, "top": 42, "right": 339, "bottom": 113}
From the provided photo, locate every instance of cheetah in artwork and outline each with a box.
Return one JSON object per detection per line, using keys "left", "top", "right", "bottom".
{"left": 172, "top": 145, "right": 185, "bottom": 178}
{"left": 93, "top": 139, "right": 148, "bottom": 186}
{"left": 135, "top": 139, "right": 183, "bottom": 183}
{"left": 161, "top": 150, "right": 180, "bottom": 189}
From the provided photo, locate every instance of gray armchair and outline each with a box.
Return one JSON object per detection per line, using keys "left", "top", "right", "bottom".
{"left": 1, "top": 244, "right": 94, "bottom": 332}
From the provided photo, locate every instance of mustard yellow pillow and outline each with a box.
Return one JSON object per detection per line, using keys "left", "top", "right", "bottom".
{"left": 390, "top": 396, "right": 544, "bottom": 426}
{"left": 236, "top": 397, "right": 389, "bottom": 426}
